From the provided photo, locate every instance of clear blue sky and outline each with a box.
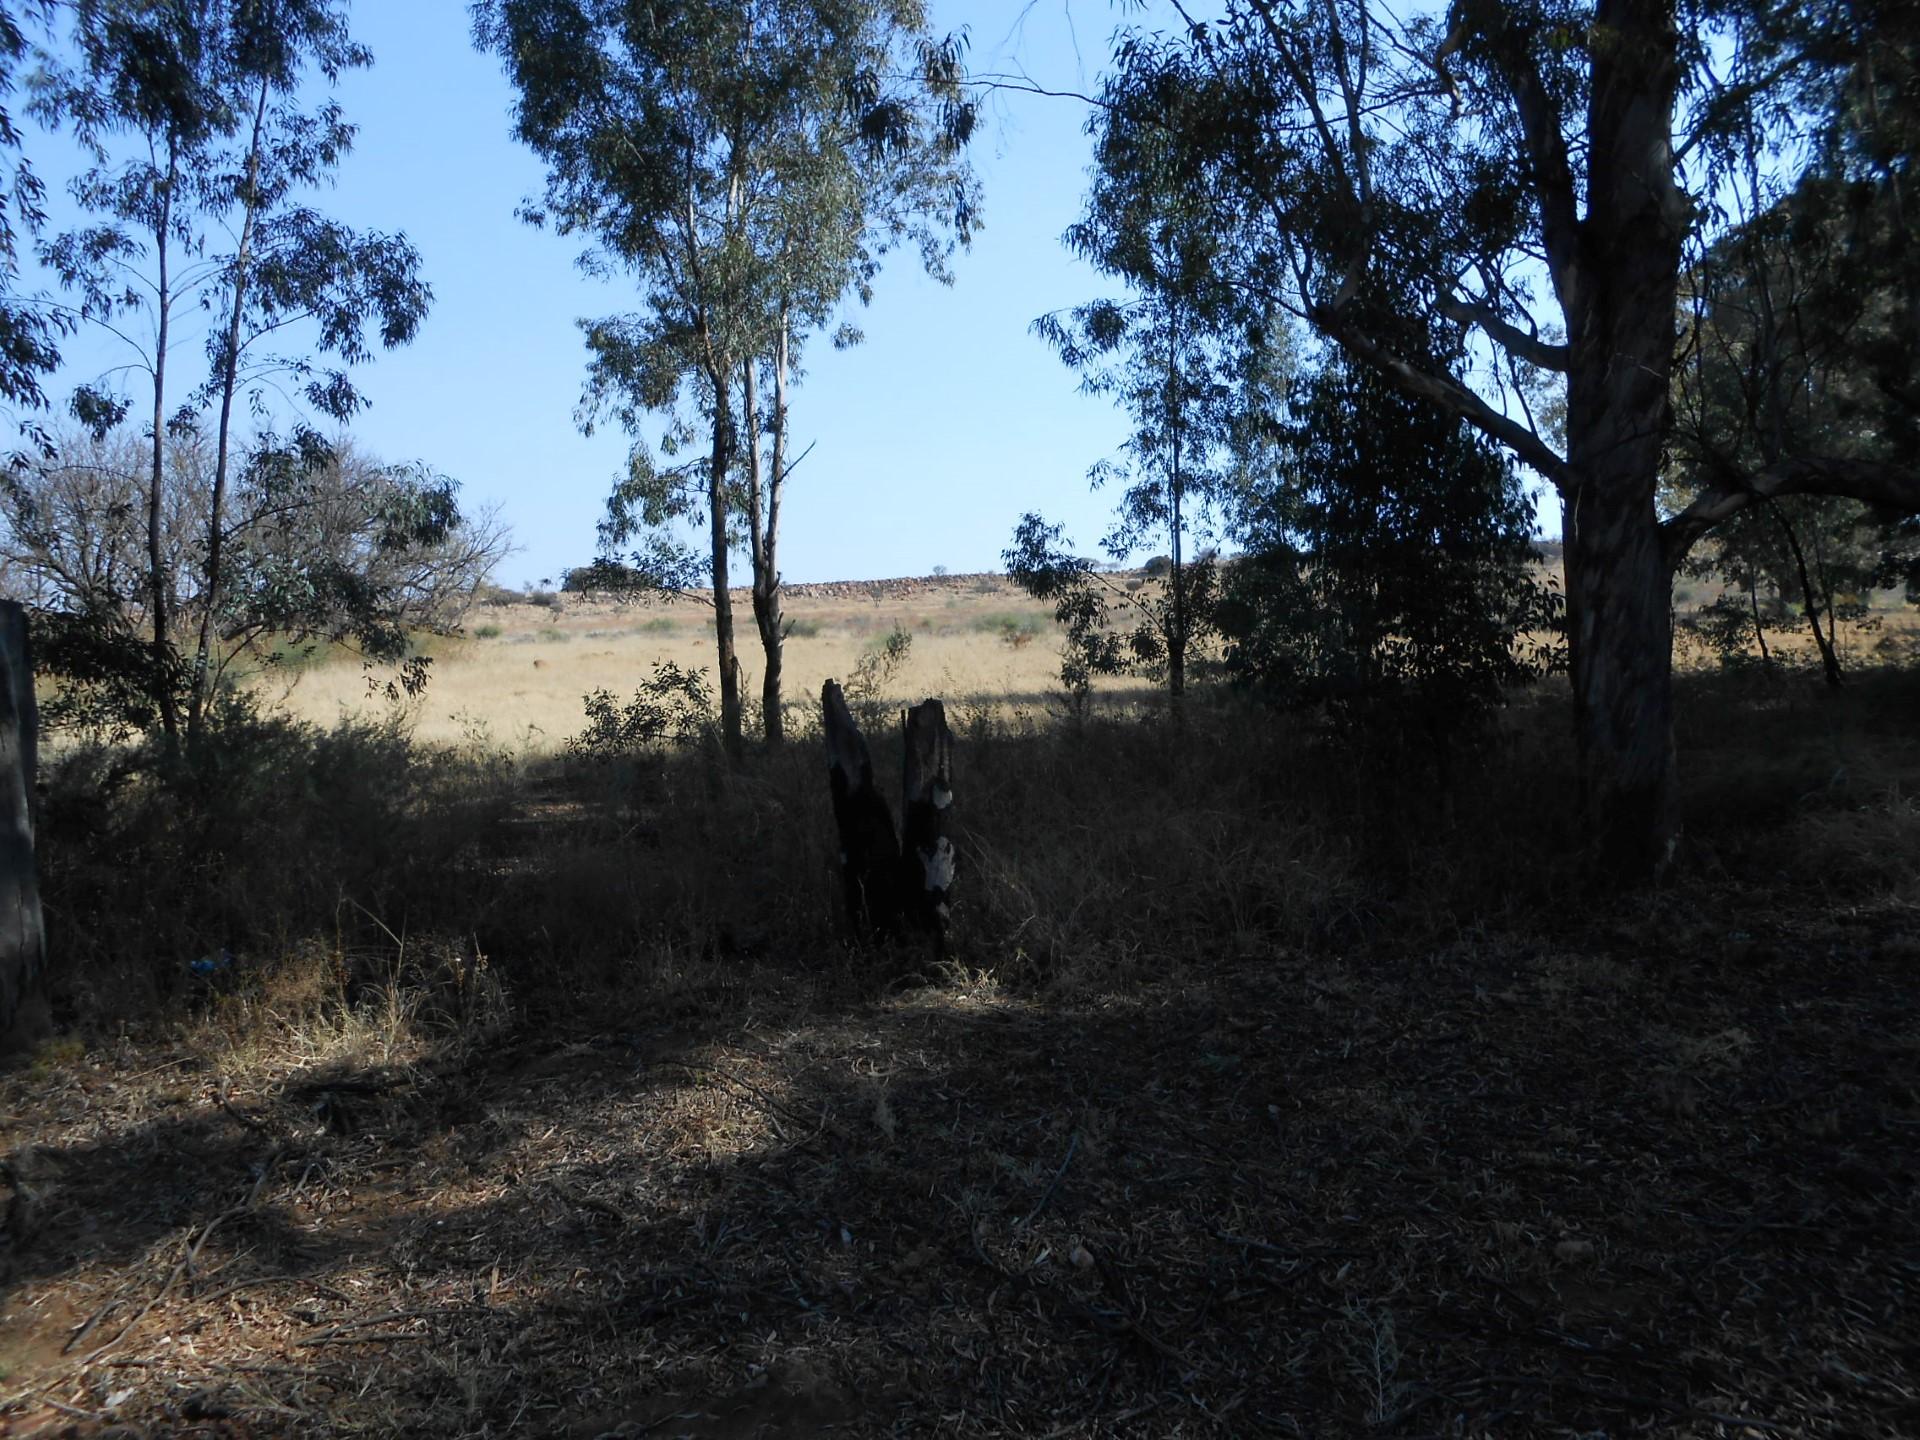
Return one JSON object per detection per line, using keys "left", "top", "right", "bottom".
{"left": 22, "top": 0, "right": 1165, "bottom": 589}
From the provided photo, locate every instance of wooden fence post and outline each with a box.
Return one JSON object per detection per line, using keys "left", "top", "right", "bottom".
{"left": 0, "top": 600, "right": 46, "bottom": 1053}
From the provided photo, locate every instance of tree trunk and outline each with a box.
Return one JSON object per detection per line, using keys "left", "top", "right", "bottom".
{"left": 741, "top": 319, "right": 788, "bottom": 747}
{"left": 0, "top": 601, "right": 46, "bottom": 1055}
{"left": 1165, "top": 315, "right": 1186, "bottom": 700}
{"left": 822, "top": 683, "right": 955, "bottom": 948}
{"left": 707, "top": 389, "right": 743, "bottom": 761}
{"left": 188, "top": 74, "right": 271, "bottom": 751}
{"left": 1556, "top": 0, "right": 1690, "bottom": 880}
{"left": 148, "top": 146, "right": 181, "bottom": 752}
{"left": 1774, "top": 505, "right": 1843, "bottom": 688}
{"left": 1562, "top": 460, "right": 1680, "bottom": 881}
{"left": 761, "top": 312, "right": 790, "bottom": 744}
{"left": 1747, "top": 573, "right": 1771, "bottom": 665}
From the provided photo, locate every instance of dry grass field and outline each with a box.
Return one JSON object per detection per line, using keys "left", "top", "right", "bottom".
{"left": 4, "top": 567, "right": 1919, "bottom": 1438}
{"left": 249, "top": 564, "right": 1920, "bottom": 753}
{"left": 260, "top": 574, "right": 1145, "bottom": 749}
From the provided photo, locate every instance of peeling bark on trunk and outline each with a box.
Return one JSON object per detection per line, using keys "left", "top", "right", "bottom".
{"left": 1555, "top": 0, "right": 1690, "bottom": 880}
{"left": 0, "top": 602, "right": 46, "bottom": 1054}
{"left": 1563, "top": 476, "right": 1679, "bottom": 881}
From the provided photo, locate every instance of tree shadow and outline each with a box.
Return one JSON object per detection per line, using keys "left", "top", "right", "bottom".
{"left": 7, "top": 930, "right": 1916, "bottom": 1436}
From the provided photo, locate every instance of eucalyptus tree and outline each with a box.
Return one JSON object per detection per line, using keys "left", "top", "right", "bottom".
{"left": 1028, "top": 69, "right": 1247, "bottom": 700}
{"left": 1663, "top": 5, "right": 1920, "bottom": 684}
{"left": 33, "top": 0, "right": 232, "bottom": 744}
{"left": 32, "top": 0, "right": 431, "bottom": 751}
{"left": 182, "top": 0, "right": 429, "bottom": 748}
{"left": 0, "top": 2, "right": 63, "bottom": 414}
{"left": 1219, "top": 347, "right": 1552, "bottom": 744}
{"left": 474, "top": 0, "right": 978, "bottom": 755}
{"left": 1093, "top": 0, "right": 1920, "bottom": 878}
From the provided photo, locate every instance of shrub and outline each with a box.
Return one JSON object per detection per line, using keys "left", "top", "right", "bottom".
{"left": 1217, "top": 353, "right": 1559, "bottom": 753}
{"left": 567, "top": 661, "right": 714, "bottom": 761}
{"left": 37, "top": 692, "right": 518, "bottom": 1027}
{"left": 474, "top": 623, "right": 503, "bottom": 640}
{"left": 847, "top": 626, "right": 913, "bottom": 724}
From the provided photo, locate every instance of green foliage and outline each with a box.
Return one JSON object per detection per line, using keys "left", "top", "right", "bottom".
{"left": 567, "top": 661, "right": 714, "bottom": 762}
{"left": 21, "top": 0, "right": 438, "bottom": 750}
{"left": 848, "top": 623, "right": 911, "bottom": 701}
{"left": 0, "top": 2, "right": 63, "bottom": 412}
{"left": 1679, "top": 591, "right": 1774, "bottom": 672}
{"left": 34, "top": 0, "right": 428, "bottom": 417}
{"left": 478, "top": 0, "right": 980, "bottom": 750}
{"left": 8, "top": 430, "right": 503, "bottom": 739}
{"left": 1217, "top": 354, "right": 1559, "bottom": 745}
{"left": 1031, "top": 63, "right": 1287, "bottom": 698}
{"left": 1005, "top": 513, "right": 1218, "bottom": 715}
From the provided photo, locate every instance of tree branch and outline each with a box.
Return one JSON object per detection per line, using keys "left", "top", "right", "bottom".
{"left": 1663, "top": 456, "right": 1920, "bottom": 568}
{"left": 1452, "top": 11, "right": 1583, "bottom": 316}
{"left": 1319, "top": 310, "right": 1571, "bottom": 487}
{"left": 1438, "top": 293, "right": 1569, "bottom": 370}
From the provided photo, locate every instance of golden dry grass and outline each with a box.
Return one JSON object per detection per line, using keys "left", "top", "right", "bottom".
{"left": 256, "top": 574, "right": 1154, "bottom": 748}
{"left": 249, "top": 562, "right": 1920, "bottom": 749}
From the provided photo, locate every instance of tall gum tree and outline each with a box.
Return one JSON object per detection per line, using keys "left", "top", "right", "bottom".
{"left": 33, "top": 0, "right": 430, "bottom": 754}
{"left": 474, "top": 0, "right": 978, "bottom": 756}
{"left": 184, "top": 0, "right": 430, "bottom": 748}
{"left": 1105, "top": 0, "right": 1920, "bottom": 879}
{"left": 1114, "top": 0, "right": 1920, "bottom": 878}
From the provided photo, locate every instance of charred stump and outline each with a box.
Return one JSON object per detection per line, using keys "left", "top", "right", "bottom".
{"left": 0, "top": 601, "right": 46, "bottom": 1054}
{"left": 822, "top": 681, "right": 954, "bottom": 947}
{"left": 899, "top": 698, "right": 954, "bottom": 935}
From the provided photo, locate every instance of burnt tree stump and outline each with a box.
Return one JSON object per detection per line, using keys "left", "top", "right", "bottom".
{"left": 899, "top": 698, "right": 954, "bottom": 935}
{"left": 0, "top": 600, "right": 46, "bottom": 1054}
{"left": 822, "top": 681, "right": 954, "bottom": 946}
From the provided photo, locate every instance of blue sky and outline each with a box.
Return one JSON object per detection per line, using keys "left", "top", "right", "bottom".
{"left": 21, "top": 0, "right": 1168, "bottom": 588}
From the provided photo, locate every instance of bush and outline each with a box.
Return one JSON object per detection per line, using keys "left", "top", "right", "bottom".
{"left": 1218, "top": 353, "right": 1559, "bottom": 754}
{"left": 567, "top": 661, "right": 714, "bottom": 761}
{"left": 37, "top": 693, "right": 518, "bottom": 1028}
{"left": 847, "top": 626, "right": 913, "bottom": 724}
{"left": 474, "top": 623, "right": 503, "bottom": 640}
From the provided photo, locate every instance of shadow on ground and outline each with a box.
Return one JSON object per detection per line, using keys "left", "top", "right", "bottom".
{"left": 4, "top": 916, "right": 1917, "bottom": 1438}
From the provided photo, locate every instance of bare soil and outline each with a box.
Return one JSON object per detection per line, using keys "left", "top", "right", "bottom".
{"left": 4, "top": 887, "right": 1918, "bottom": 1437}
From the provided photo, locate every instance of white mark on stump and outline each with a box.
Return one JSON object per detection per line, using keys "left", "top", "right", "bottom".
{"left": 923, "top": 837, "right": 955, "bottom": 891}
